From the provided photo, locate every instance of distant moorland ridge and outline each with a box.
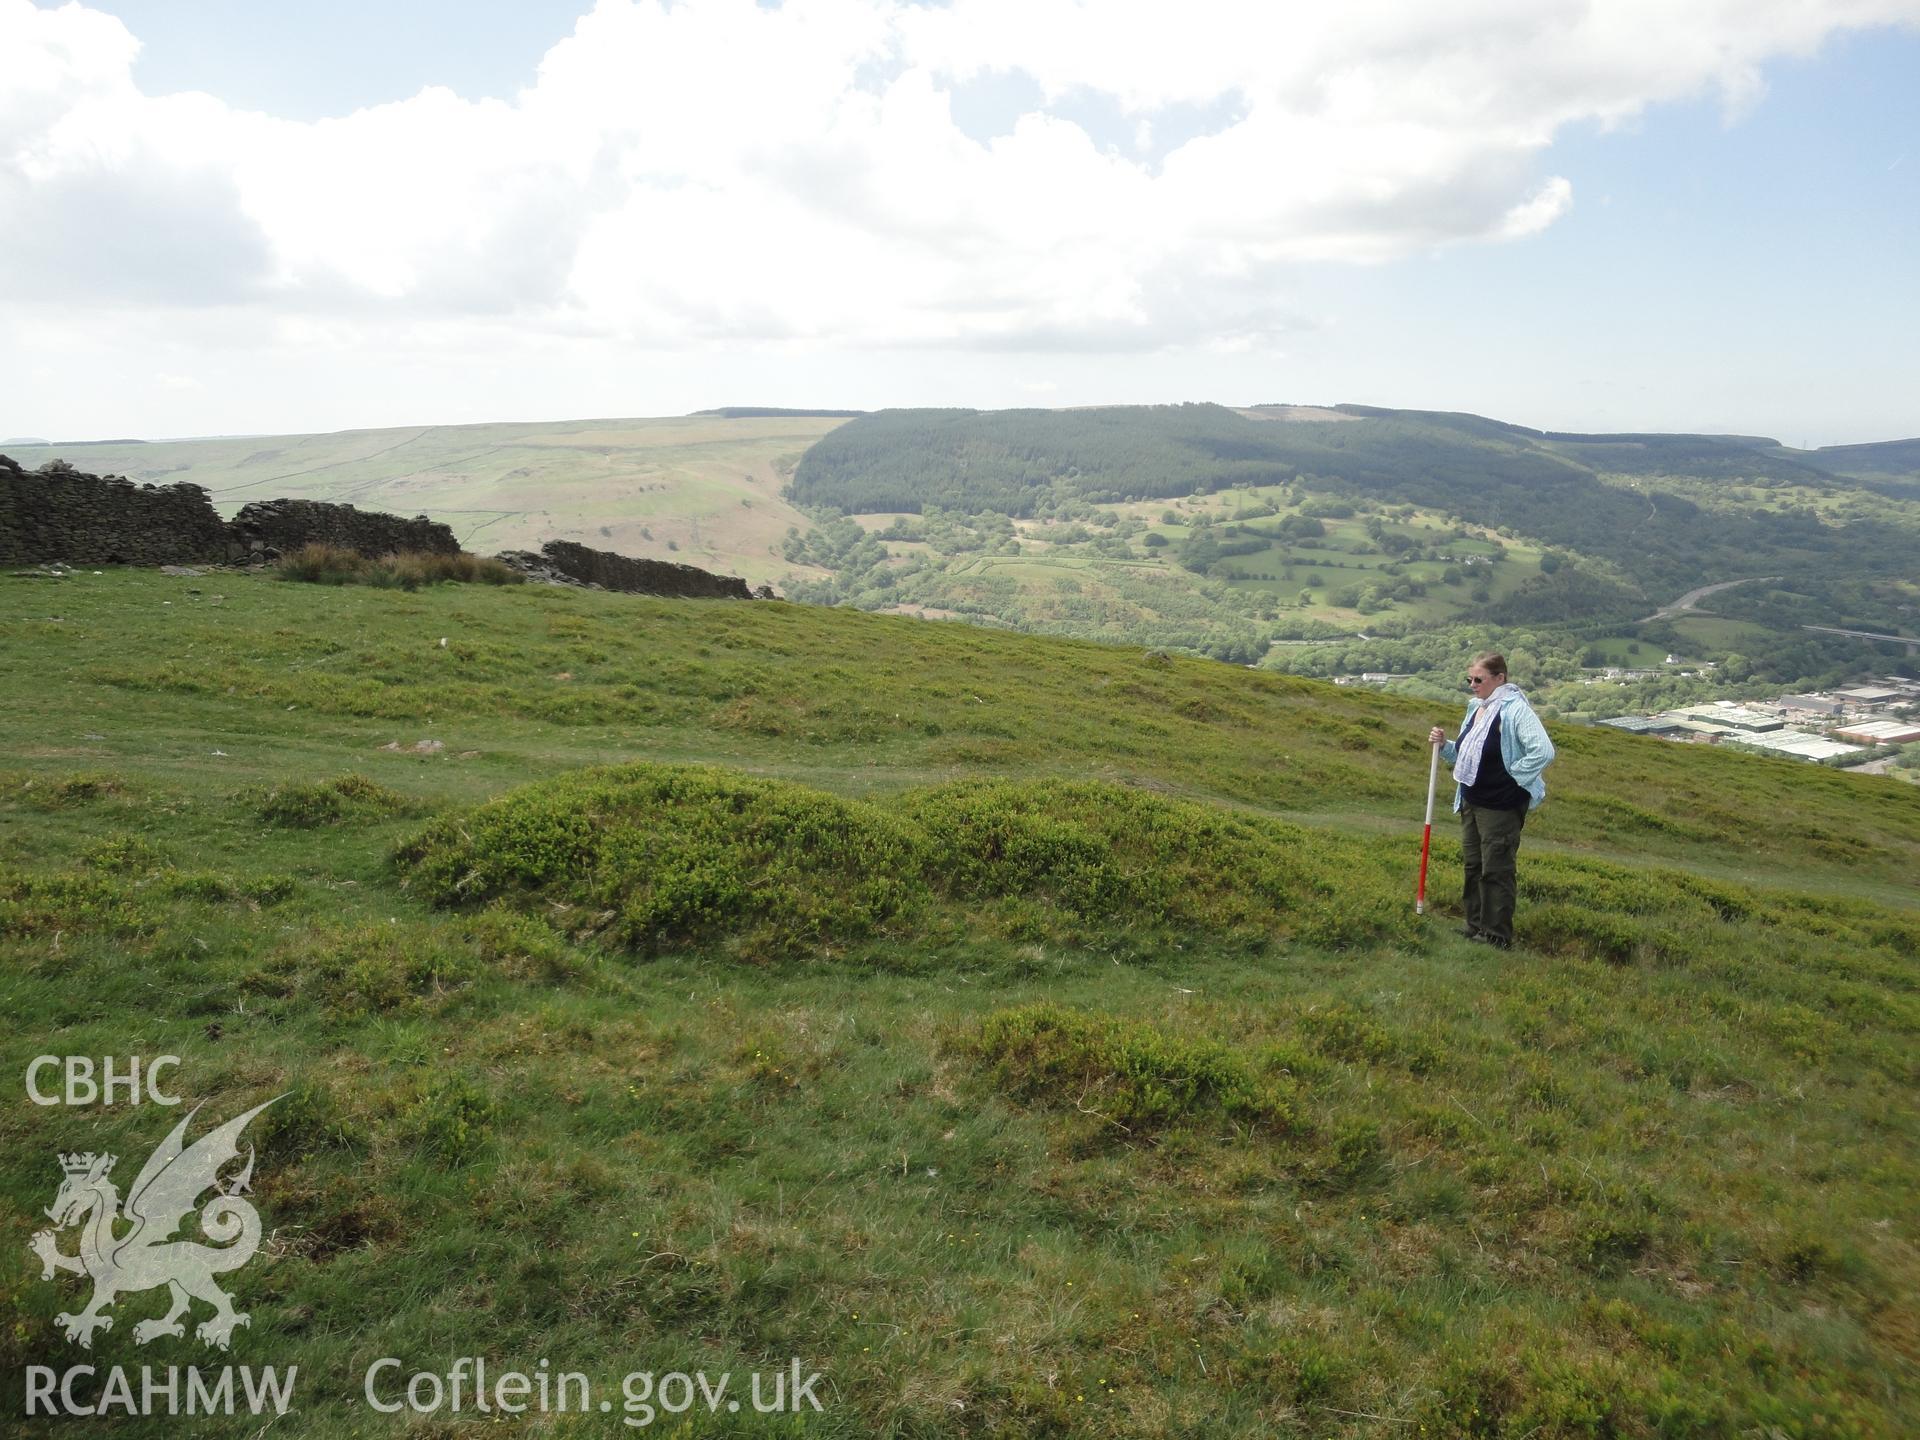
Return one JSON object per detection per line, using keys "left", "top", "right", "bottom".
{"left": 0, "top": 453, "right": 760, "bottom": 601}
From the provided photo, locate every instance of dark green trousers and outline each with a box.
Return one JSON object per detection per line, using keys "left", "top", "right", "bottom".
{"left": 1460, "top": 802, "right": 1528, "bottom": 944}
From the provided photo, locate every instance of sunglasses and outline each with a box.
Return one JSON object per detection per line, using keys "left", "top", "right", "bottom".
{"left": 1465, "top": 674, "right": 1495, "bottom": 685}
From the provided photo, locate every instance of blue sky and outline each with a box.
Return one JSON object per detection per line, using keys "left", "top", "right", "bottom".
{"left": 1295, "top": 28, "right": 1920, "bottom": 444}
{"left": 2, "top": 0, "right": 1916, "bottom": 444}
{"left": 94, "top": 1, "right": 592, "bottom": 120}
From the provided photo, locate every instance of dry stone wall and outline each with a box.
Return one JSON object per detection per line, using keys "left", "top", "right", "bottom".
{"left": 1, "top": 456, "right": 764, "bottom": 602}
{"left": 0, "top": 455, "right": 227, "bottom": 566}
{"left": 499, "top": 540, "right": 756, "bottom": 599}
{"left": 3, "top": 454, "right": 763, "bottom": 599}
{"left": 229, "top": 498, "right": 457, "bottom": 557}
{"left": 1, "top": 455, "right": 458, "bottom": 566}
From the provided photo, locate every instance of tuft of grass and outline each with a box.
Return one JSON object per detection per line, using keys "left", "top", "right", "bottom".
{"left": 79, "top": 832, "right": 170, "bottom": 873}
{"left": 1297, "top": 1001, "right": 1437, "bottom": 1072}
{"left": 277, "top": 542, "right": 522, "bottom": 589}
{"left": 386, "top": 550, "right": 524, "bottom": 588}
{"left": 1418, "top": 1347, "right": 1637, "bottom": 1440}
{"left": 456, "top": 905, "right": 589, "bottom": 985}
{"left": 2, "top": 770, "right": 132, "bottom": 811}
{"left": 408, "top": 1074, "right": 497, "bottom": 1164}
{"left": 0, "top": 869, "right": 160, "bottom": 940}
{"left": 275, "top": 540, "right": 369, "bottom": 584}
{"left": 958, "top": 1002, "right": 1301, "bottom": 1135}
{"left": 256, "top": 1082, "right": 368, "bottom": 1160}
{"left": 240, "top": 920, "right": 485, "bottom": 1017}
{"left": 248, "top": 773, "right": 413, "bottom": 828}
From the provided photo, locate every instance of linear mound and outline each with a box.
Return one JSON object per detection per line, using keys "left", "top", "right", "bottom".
{"left": 393, "top": 763, "right": 1920, "bottom": 975}
{"left": 898, "top": 776, "right": 1414, "bottom": 947}
{"left": 394, "top": 763, "right": 930, "bottom": 960}
{"left": 903, "top": 777, "right": 1312, "bottom": 922}
{"left": 395, "top": 766, "right": 1428, "bottom": 956}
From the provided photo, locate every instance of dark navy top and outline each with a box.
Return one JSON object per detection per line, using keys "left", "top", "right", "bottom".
{"left": 1460, "top": 712, "right": 1530, "bottom": 811}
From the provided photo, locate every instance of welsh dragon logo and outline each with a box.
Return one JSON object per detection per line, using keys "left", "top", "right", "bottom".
{"left": 29, "top": 1097, "right": 280, "bottom": 1350}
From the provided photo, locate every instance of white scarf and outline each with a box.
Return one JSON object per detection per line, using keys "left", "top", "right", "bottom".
{"left": 1453, "top": 682, "right": 1521, "bottom": 787}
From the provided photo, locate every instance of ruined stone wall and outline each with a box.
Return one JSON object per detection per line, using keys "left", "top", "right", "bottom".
{"left": 530, "top": 540, "right": 754, "bottom": 599}
{"left": 0, "top": 455, "right": 228, "bottom": 566}
{"left": 2, "top": 456, "right": 758, "bottom": 599}
{"left": 0, "top": 455, "right": 460, "bottom": 566}
{"left": 229, "top": 498, "right": 458, "bottom": 557}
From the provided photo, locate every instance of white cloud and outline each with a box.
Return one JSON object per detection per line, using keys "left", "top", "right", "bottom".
{"left": 1497, "top": 176, "right": 1574, "bottom": 240}
{"left": 3, "top": 0, "right": 1918, "bottom": 359}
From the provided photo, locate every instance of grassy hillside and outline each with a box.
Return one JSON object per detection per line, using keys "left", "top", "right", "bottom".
{"left": 7, "top": 413, "right": 852, "bottom": 585}
{"left": 2, "top": 568, "right": 1916, "bottom": 1436}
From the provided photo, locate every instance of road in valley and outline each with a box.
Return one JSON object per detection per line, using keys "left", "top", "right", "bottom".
{"left": 1801, "top": 624, "right": 1920, "bottom": 652}
{"left": 1640, "top": 576, "right": 1779, "bottom": 623}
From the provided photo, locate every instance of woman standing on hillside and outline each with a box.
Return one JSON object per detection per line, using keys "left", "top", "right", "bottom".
{"left": 1426, "top": 653, "right": 1555, "bottom": 949}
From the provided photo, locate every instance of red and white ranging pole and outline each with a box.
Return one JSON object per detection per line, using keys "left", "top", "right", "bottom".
{"left": 1416, "top": 738, "right": 1440, "bottom": 915}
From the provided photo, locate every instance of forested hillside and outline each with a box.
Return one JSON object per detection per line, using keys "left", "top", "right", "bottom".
{"left": 790, "top": 404, "right": 1312, "bottom": 514}
{"left": 782, "top": 403, "right": 1920, "bottom": 714}
{"left": 1807, "top": 436, "right": 1920, "bottom": 476}
{"left": 791, "top": 404, "right": 1908, "bottom": 599}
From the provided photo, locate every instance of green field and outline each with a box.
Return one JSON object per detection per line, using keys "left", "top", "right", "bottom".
{"left": 833, "top": 484, "right": 1560, "bottom": 647}
{"left": 1666, "top": 615, "right": 1781, "bottom": 651}
{"left": 9, "top": 414, "right": 851, "bottom": 586}
{"left": 1582, "top": 638, "right": 1668, "bottom": 666}
{"left": 1209, "top": 514, "right": 1546, "bottom": 627}
{"left": 3, "top": 567, "right": 1917, "bottom": 1436}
